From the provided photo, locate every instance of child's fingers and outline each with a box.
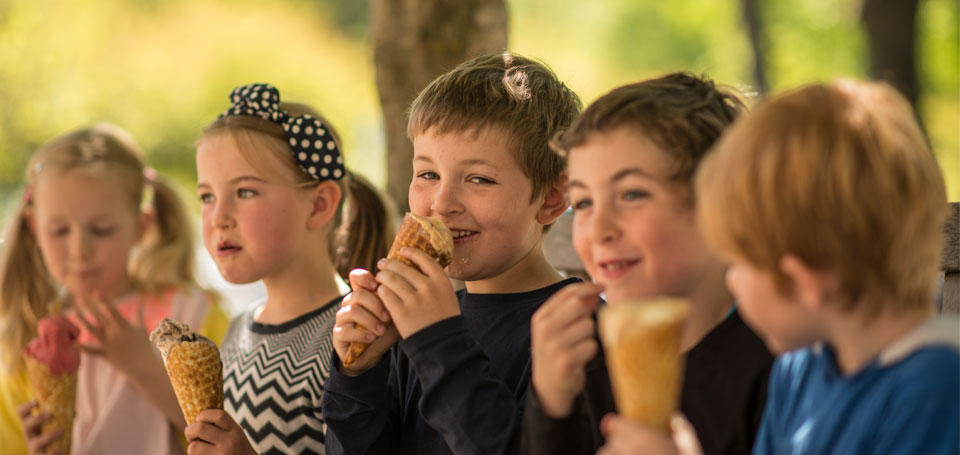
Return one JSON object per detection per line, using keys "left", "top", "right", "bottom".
{"left": 16, "top": 400, "right": 37, "bottom": 419}
{"left": 568, "top": 336, "right": 599, "bottom": 364}
{"left": 333, "top": 324, "right": 377, "bottom": 344}
{"left": 195, "top": 409, "right": 235, "bottom": 431}
{"left": 348, "top": 268, "right": 379, "bottom": 292}
{"left": 20, "top": 410, "right": 51, "bottom": 436}
{"left": 562, "top": 317, "right": 597, "bottom": 348}
{"left": 187, "top": 440, "right": 216, "bottom": 455}
{"left": 375, "top": 280, "right": 405, "bottom": 316}
{"left": 91, "top": 291, "right": 126, "bottom": 326}
{"left": 30, "top": 427, "right": 64, "bottom": 453}
{"left": 398, "top": 247, "right": 445, "bottom": 278}
{"left": 335, "top": 303, "right": 385, "bottom": 338}
{"left": 343, "top": 288, "right": 391, "bottom": 323}
{"left": 375, "top": 269, "right": 418, "bottom": 306}
{"left": 73, "top": 308, "right": 105, "bottom": 340}
{"left": 78, "top": 343, "right": 105, "bottom": 357}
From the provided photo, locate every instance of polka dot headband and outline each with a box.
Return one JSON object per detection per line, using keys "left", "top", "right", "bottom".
{"left": 218, "top": 83, "right": 345, "bottom": 181}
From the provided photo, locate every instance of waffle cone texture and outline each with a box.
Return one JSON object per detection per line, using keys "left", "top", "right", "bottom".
{"left": 164, "top": 340, "right": 223, "bottom": 425}
{"left": 343, "top": 213, "right": 453, "bottom": 367}
{"left": 23, "top": 356, "right": 76, "bottom": 454}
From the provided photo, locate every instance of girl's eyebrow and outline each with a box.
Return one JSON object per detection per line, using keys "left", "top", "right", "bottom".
{"left": 196, "top": 175, "right": 265, "bottom": 190}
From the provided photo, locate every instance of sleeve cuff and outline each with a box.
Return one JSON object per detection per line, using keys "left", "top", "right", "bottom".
{"left": 325, "top": 347, "right": 392, "bottom": 396}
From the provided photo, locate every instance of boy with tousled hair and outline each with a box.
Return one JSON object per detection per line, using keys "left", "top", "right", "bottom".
{"left": 523, "top": 73, "right": 774, "bottom": 455}
{"left": 690, "top": 79, "right": 958, "bottom": 455}
{"left": 322, "top": 52, "right": 582, "bottom": 455}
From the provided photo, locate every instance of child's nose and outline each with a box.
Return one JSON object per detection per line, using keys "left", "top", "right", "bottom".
{"left": 211, "top": 200, "right": 236, "bottom": 229}
{"left": 431, "top": 181, "right": 464, "bottom": 217}
{"left": 591, "top": 203, "right": 621, "bottom": 243}
{"left": 69, "top": 232, "right": 94, "bottom": 262}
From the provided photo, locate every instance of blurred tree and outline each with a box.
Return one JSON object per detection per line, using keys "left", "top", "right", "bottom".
{"left": 862, "top": 0, "right": 920, "bottom": 108}
{"left": 742, "top": 0, "right": 769, "bottom": 94}
{"left": 372, "top": 0, "right": 507, "bottom": 213}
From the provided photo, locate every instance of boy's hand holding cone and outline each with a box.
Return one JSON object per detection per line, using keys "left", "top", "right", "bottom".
{"left": 341, "top": 212, "right": 454, "bottom": 367}
{"left": 150, "top": 318, "right": 223, "bottom": 426}
{"left": 22, "top": 314, "right": 81, "bottom": 455}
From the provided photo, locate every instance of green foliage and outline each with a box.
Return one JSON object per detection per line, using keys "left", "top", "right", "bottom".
{"left": 0, "top": 0, "right": 956, "bottom": 214}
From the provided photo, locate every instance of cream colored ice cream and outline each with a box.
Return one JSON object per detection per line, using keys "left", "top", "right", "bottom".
{"left": 598, "top": 297, "right": 690, "bottom": 432}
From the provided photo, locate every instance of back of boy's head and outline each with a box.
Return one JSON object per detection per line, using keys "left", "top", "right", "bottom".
{"left": 203, "top": 101, "right": 393, "bottom": 280}
{"left": 552, "top": 72, "right": 745, "bottom": 204}
{"left": 697, "top": 80, "right": 947, "bottom": 313}
{"left": 407, "top": 52, "right": 582, "bottom": 201}
{"left": 0, "top": 123, "right": 197, "bottom": 371}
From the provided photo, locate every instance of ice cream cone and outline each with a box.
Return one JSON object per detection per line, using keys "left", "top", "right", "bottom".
{"left": 22, "top": 314, "right": 80, "bottom": 455}
{"left": 23, "top": 356, "right": 77, "bottom": 454}
{"left": 151, "top": 318, "right": 223, "bottom": 425}
{"left": 598, "top": 297, "right": 690, "bottom": 432}
{"left": 343, "top": 213, "right": 454, "bottom": 367}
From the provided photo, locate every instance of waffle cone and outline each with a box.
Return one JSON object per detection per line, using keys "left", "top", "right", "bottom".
{"left": 343, "top": 213, "right": 454, "bottom": 367}
{"left": 598, "top": 298, "right": 689, "bottom": 432}
{"left": 164, "top": 340, "right": 223, "bottom": 425}
{"left": 23, "top": 356, "right": 76, "bottom": 454}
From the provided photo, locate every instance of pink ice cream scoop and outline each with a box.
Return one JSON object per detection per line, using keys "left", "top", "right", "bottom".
{"left": 23, "top": 315, "right": 81, "bottom": 376}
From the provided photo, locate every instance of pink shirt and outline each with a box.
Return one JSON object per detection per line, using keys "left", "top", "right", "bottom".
{"left": 68, "top": 286, "right": 214, "bottom": 455}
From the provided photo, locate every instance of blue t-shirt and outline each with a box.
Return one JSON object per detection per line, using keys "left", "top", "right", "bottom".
{"left": 754, "top": 317, "right": 959, "bottom": 455}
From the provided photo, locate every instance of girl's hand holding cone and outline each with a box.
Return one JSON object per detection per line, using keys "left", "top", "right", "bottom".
{"left": 18, "top": 400, "right": 64, "bottom": 455}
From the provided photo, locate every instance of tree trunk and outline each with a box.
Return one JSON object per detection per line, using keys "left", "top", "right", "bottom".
{"left": 861, "top": 0, "right": 920, "bottom": 109}
{"left": 372, "top": 0, "right": 508, "bottom": 214}
{"left": 742, "top": 0, "right": 769, "bottom": 95}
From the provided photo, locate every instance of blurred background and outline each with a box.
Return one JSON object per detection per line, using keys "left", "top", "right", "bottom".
{"left": 1, "top": 0, "right": 957, "bottom": 314}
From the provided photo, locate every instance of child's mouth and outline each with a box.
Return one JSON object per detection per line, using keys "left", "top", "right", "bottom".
{"left": 217, "top": 241, "right": 242, "bottom": 256}
{"left": 598, "top": 259, "right": 640, "bottom": 278}
{"left": 451, "top": 229, "right": 478, "bottom": 245}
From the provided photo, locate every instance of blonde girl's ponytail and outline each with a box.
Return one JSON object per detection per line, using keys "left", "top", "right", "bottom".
{"left": 331, "top": 172, "right": 396, "bottom": 282}
{"left": 129, "top": 171, "right": 197, "bottom": 293}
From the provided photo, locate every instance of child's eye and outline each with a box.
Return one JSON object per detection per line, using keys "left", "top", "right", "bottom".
{"left": 417, "top": 171, "right": 439, "bottom": 180}
{"left": 237, "top": 188, "right": 257, "bottom": 199}
{"left": 571, "top": 198, "right": 593, "bottom": 211}
{"left": 198, "top": 193, "right": 213, "bottom": 204}
{"left": 622, "top": 189, "right": 650, "bottom": 201}
{"left": 91, "top": 226, "right": 116, "bottom": 237}
{"left": 468, "top": 176, "right": 495, "bottom": 185}
{"left": 48, "top": 226, "right": 69, "bottom": 237}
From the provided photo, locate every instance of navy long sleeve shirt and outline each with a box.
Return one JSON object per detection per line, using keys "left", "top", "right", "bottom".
{"left": 322, "top": 278, "right": 580, "bottom": 455}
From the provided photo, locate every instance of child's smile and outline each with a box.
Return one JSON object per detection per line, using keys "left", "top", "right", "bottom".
{"left": 409, "top": 127, "right": 546, "bottom": 288}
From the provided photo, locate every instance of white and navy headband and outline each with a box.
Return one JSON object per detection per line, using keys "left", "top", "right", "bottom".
{"left": 218, "top": 83, "right": 345, "bottom": 181}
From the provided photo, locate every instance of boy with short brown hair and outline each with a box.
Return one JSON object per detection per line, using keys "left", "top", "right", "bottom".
{"left": 322, "top": 52, "right": 582, "bottom": 455}
{"left": 523, "top": 73, "right": 774, "bottom": 455}
{"left": 694, "top": 79, "right": 958, "bottom": 455}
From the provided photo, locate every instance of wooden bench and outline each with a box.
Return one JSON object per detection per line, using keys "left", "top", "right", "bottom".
{"left": 544, "top": 202, "right": 960, "bottom": 313}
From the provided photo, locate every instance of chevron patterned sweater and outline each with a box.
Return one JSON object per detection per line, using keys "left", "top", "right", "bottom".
{"left": 221, "top": 296, "right": 342, "bottom": 455}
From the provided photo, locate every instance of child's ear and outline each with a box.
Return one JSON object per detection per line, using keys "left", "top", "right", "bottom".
{"left": 536, "top": 173, "right": 570, "bottom": 226}
{"left": 780, "top": 255, "right": 839, "bottom": 312}
{"left": 307, "top": 181, "right": 342, "bottom": 230}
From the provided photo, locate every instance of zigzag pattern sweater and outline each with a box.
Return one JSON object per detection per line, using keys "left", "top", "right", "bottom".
{"left": 221, "top": 296, "right": 342, "bottom": 455}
